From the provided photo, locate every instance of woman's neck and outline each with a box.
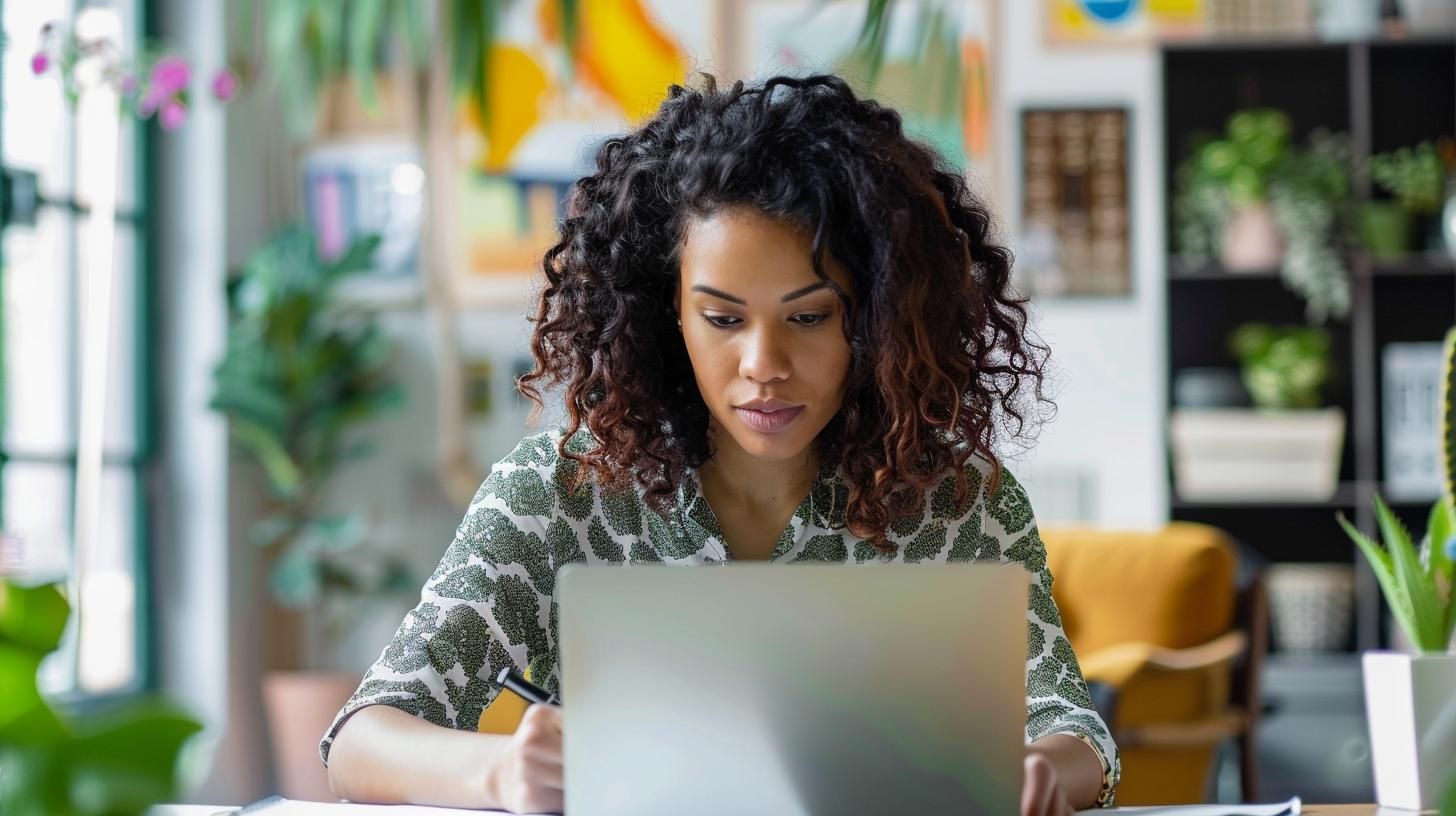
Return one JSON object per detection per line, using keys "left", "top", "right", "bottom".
{"left": 698, "top": 429, "right": 819, "bottom": 513}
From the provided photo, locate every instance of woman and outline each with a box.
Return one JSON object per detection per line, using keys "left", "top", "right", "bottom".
{"left": 322, "top": 74, "right": 1120, "bottom": 815}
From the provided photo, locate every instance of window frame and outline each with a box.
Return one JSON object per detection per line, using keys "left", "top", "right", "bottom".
{"left": 0, "top": 0, "right": 156, "bottom": 702}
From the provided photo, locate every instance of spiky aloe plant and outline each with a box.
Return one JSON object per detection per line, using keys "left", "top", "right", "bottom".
{"left": 1338, "top": 326, "right": 1456, "bottom": 653}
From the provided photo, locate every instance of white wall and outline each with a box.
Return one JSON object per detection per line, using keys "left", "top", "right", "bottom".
{"left": 995, "top": 1, "right": 1169, "bottom": 528}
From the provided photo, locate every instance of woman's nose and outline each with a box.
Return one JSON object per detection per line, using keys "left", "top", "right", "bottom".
{"left": 739, "top": 326, "right": 792, "bottom": 383}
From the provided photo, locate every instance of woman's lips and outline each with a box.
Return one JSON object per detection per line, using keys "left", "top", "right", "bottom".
{"left": 735, "top": 405, "right": 805, "bottom": 434}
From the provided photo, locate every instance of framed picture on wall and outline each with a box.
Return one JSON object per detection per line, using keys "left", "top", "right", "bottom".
{"left": 735, "top": 0, "right": 1000, "bottom": 194}
{"left": 451, "top": 0, "right": 714, "bottom": 308}
{"left": 1018, "top": 106, "right": 1131, "bottom": 298}
{"left": 1045, "top": 0, "right": 1207, "bottom": 46}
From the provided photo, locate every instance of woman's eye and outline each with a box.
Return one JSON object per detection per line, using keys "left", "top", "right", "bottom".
{"left": 793, "top": 313, "right": 829, "bottom": 326}
{"left": 704, "top": 315, "right": 741, "bottom": 329}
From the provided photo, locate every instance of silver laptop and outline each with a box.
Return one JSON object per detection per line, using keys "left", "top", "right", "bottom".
{"left": 558, "top": 563, "right": 1028, "bottom": 816}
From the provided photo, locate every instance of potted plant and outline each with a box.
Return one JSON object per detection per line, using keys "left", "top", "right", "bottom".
{"left": 1367, "top": 141, "right": 1449, "bottom": 259}
{"left": 1336, "top": 326, "right": 1456, "bottom": 812}
{"left": 1175, "top": 109, "right": 1354, "bottom": 323}
{"left": 1179, "top": 109, "right": 1291, "bottom": 272}
{"left": 209, "top": 226, "right": 412, "bottom": 799}
{"left": 0, "top": 580, "right": 203, "bottom": 815}
{"left": 1171, "top": 323, "right": 1344, "bottom": 501}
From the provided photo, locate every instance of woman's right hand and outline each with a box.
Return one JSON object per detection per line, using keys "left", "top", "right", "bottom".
{"left": 486, "top": 703, "right": 565, "bottom": 814}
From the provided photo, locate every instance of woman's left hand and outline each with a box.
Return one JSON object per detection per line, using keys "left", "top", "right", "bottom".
{"left": 1021, "top": 751, "right": 1076, "bottom": 816}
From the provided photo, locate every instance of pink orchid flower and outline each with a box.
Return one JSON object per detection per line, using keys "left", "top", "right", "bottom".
{"left": 140, "top": 54, "right": 189, "bottom": 116}
{"left": 210, "top": 67, "right": 238, "bottom": 102}
{"left": 159, "top": 99, "right": 187, "bottom": 130}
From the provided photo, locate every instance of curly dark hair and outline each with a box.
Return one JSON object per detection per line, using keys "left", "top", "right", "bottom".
{"left": 519, "top": 73, "right": 1051, "bottom": 551}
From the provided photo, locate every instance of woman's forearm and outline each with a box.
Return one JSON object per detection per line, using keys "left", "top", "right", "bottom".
{"left": 326, "top": 704, "right": 511, "bottom": 808}
{"left": 1027, "top": 733, "right": 1107, "bottom": 809}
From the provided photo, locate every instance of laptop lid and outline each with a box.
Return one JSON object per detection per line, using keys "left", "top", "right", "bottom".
{"left": 558, "top": 562, "right": 1028, "bottom": 816}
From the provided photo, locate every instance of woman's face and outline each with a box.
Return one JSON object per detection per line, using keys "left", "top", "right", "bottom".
{"left": 677, "top": 207, "right": 854, "bottom": 465}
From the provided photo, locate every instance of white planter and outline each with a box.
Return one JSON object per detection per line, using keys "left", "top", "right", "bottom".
{"left": 1362, "top": 651, "right": 1456, "bottom": 811}
{"left": 1170, "top": 408, "right": 1345, "bottom": 500}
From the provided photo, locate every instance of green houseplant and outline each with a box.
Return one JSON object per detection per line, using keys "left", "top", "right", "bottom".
{"left": 1170, "top": 322, "right": 1344, "bottom": 501}
{"left": 210, "top": 226, "right": 410, "bottom": 647}
{"left": 1228, "top": 323, "right": 1333, "bottom": 410}
{"left": 0, "top": 580, "right": 202, "bottom": 815}
{"left": 1337, "top": 326, "right": 1456, "bottom": 811}
{"left": 210, "top": 226, "right": 412, "bottom": 798}
{"left": 1175, "top": 109, "right": 1353, "bottom": 323}
{"left": 1366, "top": 141, "right": 1450, "bottom": 258}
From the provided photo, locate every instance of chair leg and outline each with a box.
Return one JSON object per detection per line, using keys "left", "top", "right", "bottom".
{"left": 1239, "top": 730, "right": 1259, "bottom": 802}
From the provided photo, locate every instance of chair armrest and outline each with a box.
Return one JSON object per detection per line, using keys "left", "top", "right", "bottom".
{"left": 1080, "top": 631, "right": 1247, "bottom": 689}
{"left": 1117, "top": 709, "right": 1247, "bottom": 748}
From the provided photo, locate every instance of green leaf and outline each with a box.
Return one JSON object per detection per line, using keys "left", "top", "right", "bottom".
{"left": 65, "top": 702, "right": 204, "bottom": 813}
{"left": 271, "top": 541, "right": 324, "bottom": 609}
{"left": 1339, "top": 513, "right": 1418, "bottom": 646}
{"left": 394, "top": 0, "right": 428, "bottom": 70}
{"left": 311, "top": 1, "right": 345, "bottom": 82}
{"left": 1431, "top": 497, "right": 1456, "bottom": 646}
{"left": 0, "top": 644, "right": 61, "bottom": 740}
{"left": 1430, "top": 497, "right": 1455, "bottom": 579}
{"left": 0, "top": 582, "right": 70, "bottom": 654}
{"left": 328, "top": 233, "right": 383, "bottom": 280}
{"left": 230, "top": 417, "right": 302, "bottom": 497}
{"left": 556, "top": 0, "right": 580, "bottom": 82}
{"left": 348, "top": 0, "right": 387, "bottom": 112}
{"left": 0, "top": 579, "right": 203, "bottom": 814}
{"left": 1376, "top": 495, "right": 1444, "bottom": 651}
{"left": 300, "top": 515, "right": 367, "bottom": 553}
{"left": 1442, "top": 327, "right": 1456, "bottom": 500}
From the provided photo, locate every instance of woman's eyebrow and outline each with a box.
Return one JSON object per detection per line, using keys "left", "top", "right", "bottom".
{"left": 780, "top": 281, "right": 829, "bottom": 302}
{"left": 691, "top": 285, "right": 746, "bottom": 305}
{"left": 690, "top": 281, "right": 830, "bottom": 305}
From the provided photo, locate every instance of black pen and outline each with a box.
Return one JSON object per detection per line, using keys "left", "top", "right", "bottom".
{"left": 496, "top": 666, "right": 562, "bottom": 706}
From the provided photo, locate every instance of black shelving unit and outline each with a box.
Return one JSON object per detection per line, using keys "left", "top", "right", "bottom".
{"left": 1162, "top": 37, "right": 1456, "bottom": 657}
{"left": 1163, "top": 37, "right": 1455, "bottom": 805}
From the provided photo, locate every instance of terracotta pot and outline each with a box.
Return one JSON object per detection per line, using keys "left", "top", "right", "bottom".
{"left": 262, "top": 671, "right": 359, "bottom": 801}
{"left": 1219, "top": 203, "right": 1285, "bottom": 272}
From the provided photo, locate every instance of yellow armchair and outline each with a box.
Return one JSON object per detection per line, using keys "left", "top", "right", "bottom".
{"left": 1042, "top": 522, "right": 1254, "bottom": 805}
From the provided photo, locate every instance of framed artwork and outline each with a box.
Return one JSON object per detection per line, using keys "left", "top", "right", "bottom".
{"left": 1018, "top": 107, "right": 1131, "bottom": 297}
{"left": 1045, "top": 0, "right": 1207, "bottom": 46}
{"left": 735, "top": 0, "right": 999, "bottom": 185}
{"left": 300, "top": 141, "right": 423, "bottom": 278}
{"left": 452, "top": 0, "right": 712, "bottom": 307}
{"left": 452, "top": 0, "right": 1003, "bottom": 306}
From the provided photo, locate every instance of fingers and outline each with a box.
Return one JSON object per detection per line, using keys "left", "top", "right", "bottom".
{"left": 1022, "top": 754, "right": 1065, "bottom": 816}
{"left": 498, "top": 704, "right": 566, "bottom": 814}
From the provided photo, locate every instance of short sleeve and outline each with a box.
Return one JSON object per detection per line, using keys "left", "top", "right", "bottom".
{"left": 318, "top": 432, "right": 562, "bottom": 766}
{"left": 984, "top": 467, "right": 1122, "bottom": 807}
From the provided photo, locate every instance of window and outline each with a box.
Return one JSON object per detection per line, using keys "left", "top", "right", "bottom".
{"left": 1, "top": 0, "right": 151, "bottom": 696}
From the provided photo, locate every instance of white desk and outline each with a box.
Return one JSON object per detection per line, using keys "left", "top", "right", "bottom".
{"left": 149, "top": 806, "right": 1389, "bottom": 815}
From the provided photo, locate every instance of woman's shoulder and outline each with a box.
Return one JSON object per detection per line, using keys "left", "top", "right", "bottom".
{"left": 919, "top": 453, "right": 996, "bottom": 523}
{"left": 495, "top": 427, "right": 597, "bottom": 470}
{"left": 918, "top": 453, "right": 1034, "bottom": 533}
{"left": 470, "top": 427, "right": 603, "bottom": 517}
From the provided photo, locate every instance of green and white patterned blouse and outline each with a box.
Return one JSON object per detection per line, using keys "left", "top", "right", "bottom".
{"left": 321, "top": 428, "right": 1121, "bottom": 806}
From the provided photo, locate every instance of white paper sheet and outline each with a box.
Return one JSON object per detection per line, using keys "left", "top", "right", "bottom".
{"left": 1076, "top": 797, "right": 1302, "bottom": 816}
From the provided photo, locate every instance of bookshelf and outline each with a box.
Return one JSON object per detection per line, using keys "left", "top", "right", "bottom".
{"left": 1161, "top": 38, "right": 1456, "bottom": 656}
